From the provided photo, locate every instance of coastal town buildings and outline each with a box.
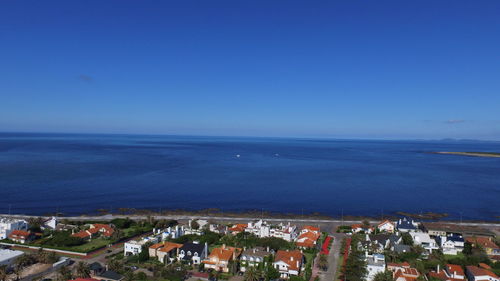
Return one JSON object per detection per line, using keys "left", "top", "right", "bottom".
{"left": 245, "top": 220, "right": 271, "bottom": 238}
{"left": 465, "top": 265, "right": 499, "bottom": 281}
{"left": 396, "top": 217, "right": 419, "bottom": 233}
{"left": 269, "top": 223, "right": 298, "bottom": 242}
{"left": 273, "top": 250, "right": 304, "bottom": 278}
{"left": 0, "top": 249, "right": 24, "bottom": 268}
{"left": 0, "top": 218, "right": 28, "bottom": 239}
{"left": 8, "top": 229, "right": 33, "bottom": 244}
{"left": 437, "top": 234, "right": 465, "bottom": 255}
{"left": 203, "top": 245, "right": 242, "bottom": 272}
{"left": 149, "top": 241, "right": 183, "bottom": 263}
{"left": 378, "top": 220, "right": 395, "bottom": 233}
{"left": 466, "top": 237, "right": 500, "bottom": 257}
{"left": 387, "top": 263, "right": 420, "bottom": 281}
{"left": 351, "top": 224, "right": 374, "bottom": 234}
{"left": 178, "top": 242, "right": 208, "bottom": 265}
{"left": 296, "top": 225, "right": 321, "bottom": 249}
{"left": 240, "top": 247, "right": 272, "bottom": 272}
{"left": 410, "top": 232, "right": 439, "bottom": 253}
{"left": 72, "top": 223, "right": 114, "bottom": 240}
{"left": 428, "top": 264, "right": 466, "bottom": 281}
{"left": 365, "top": 253, "right": 385, "bottom": 281}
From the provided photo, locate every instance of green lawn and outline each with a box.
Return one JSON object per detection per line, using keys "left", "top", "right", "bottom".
{"left": 69, "top": 238, "right": 113, "bottom": 252}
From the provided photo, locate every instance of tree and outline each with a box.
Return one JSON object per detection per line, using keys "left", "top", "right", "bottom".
{"left": 191, "top": 220, "right": 200, "bottom": 230}
{"left": 362, "top": 220, "right": 371, "bottom": 228}
{"left": 0, "top": 265, "right": 7, "bottom": 281}
{"left": 343, "top": 236, "right": 367, "bottom": 281}
{"left": 463, "top": 241, "right": 473, "bottom": 255}
{"left": 56, "top": 265, "right": 73, "bottom": 281}
{"left": 244, "top": 266, "right": 261, "bottom": 281}
{"left": 318, "top": 254, "right": 329, "bottom": 271}
{"left": 107, "top": 259, "right": 123, "bottom": 272}
{"left": 402, "top": 233, "right": 414, "bottom": 246}
{"left": 137, "top": 244, "right": 150, "bottom": 262}
{"left": 75, "top": 261, "right": 91, "bottom": 278}
{"left": 373, "top": 271, "right": 393, "bottom": 281}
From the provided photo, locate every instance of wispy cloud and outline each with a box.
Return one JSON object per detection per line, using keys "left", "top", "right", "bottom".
{"left": 445, "top": 119, "right": 466, "bottom": 124}
{"left": 78, "top": 74, "right": 93, "bottom": 83}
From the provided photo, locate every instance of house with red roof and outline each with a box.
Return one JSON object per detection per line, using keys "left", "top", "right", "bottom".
{"left": 71, "top": 224, "right": 115, "bottom": 240}
{"left": 465, "top": 265, "right": 499, "bottom": 281}
{"left": 295, "top": 226, "right": 321, "bottom": 249}
{"left": 351, "top": 224, "right": 374, "bottom": 234}
{"left": 387, "top": 263, "right": 420, "bottom": 281}
{"left": 149, "top": 241, "right": 183, "bottom": 263}
{"left": 228, "top": 223, "right": 247, "bottom": 235}
{"left": 466, "top": 237, "right": 500, "bottom": 257}
{"left": 377, "top": 220, "right": 395, "bottom": 233}
{"left": 8, "top": 230, "right": 33, "bottom": 244}
{"left": 203, "top": 245, "right": 242, "bottom": 272}
{"left": 273, "top": 250, "right": 304, "bottom": 278}
{"left": 428, "top": 264, "right": 465, "bottom": 281}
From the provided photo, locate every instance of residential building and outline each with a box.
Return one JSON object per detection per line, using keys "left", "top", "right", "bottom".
{"left": 296, "top": 226, "right": 320, "bottom": 249}
{"left": 437, "top": 234, "right": 464, "bottom": 255}
{"left": 43, "top": 217, "right": 58, "bottom": 230}
{"left": 392, "top": 244, "right": 411, "bottom": 254}
{"left": 428, "top": 264, "right": 466, "bottom": 281}
{"left": 93, "top": 270, "right": 124, "bottom": 281}
{"left": 388, "top": 263, "right": 420, "bottom": 281}
{"left": 72, "top": 224, "right": 114, "bottom": 240}
{"left": 410, "top": 232, "right": 439, "bottom": 253}
{"left": 203, "top": 245, "right": 242, "bottom": 273}
{"left": 229, "top": 224, "right": 247, "bottom": 235}
{"left": 273, "top": 250, "right": 304, "bottom": 278}
{"left": 269, "top": 223, "right": 298, "bottom": 242}
{"left": 465, "top": 265, "right": 499, "bottom": 281}
{"left": 378, "top": 220, "right": 395, "bottom": 233}
{"left": 178, "top": 242, "right": 208, "bottom": 265}
{"left": 0, "top": 249, "right": 24, "bottom": 268}
{"left": 149, "top": 242, "right": 183, "bottom": 263}
{"left": 246, "top": 220, "right": 271, "bottom": 238}
{"left": 422, "top": 223, "right": 495, "bottom": 238}
{"left": 209, "top": 224, "right": 228, "bottom": 235}
{"left": 351, "top": 224, "right": 374, "bottom": 234}
{"left": 0, "top": 218, "right": 28, "bottom": 239}
{"left": 466, "top": 237, "right": 500, "bottom": 257}
{"left": 161, "top": 225, "right": 184, "bottom": 240}
{"left": 365, "top": 253, "right": 385, "bottom": 281}
{"left": 8, "top": 230, "right": 33, "bottom": 244}
{"left": 396, "top": 218, "right": 418, "bottom": 233}
{"left": 184, "top": 219, "right": 207, "bottom": 236}
{"left": 240, "top": 247, "right": 272, "bottom": 272}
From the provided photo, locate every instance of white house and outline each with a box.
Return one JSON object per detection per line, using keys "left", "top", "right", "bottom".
{"left": 378, "top": 220, "right": 395, "bottom": 233}
{"left": 246, "top": 220, "right": 271, "bottom": 238}
{"left": 161, "top": 225, "right": 184, "bottom": 240}
{"left": 365, "top": 253, "right": 386, "bottom": 281}
{"left": 124, "top": 236, "right": 159, "bottom": 256}
{"left": 410, "top": 232, "right": 439, "bottom": 253}
{"left": 0, "top": 218, "right": 28, "bottom": 239}
{"left": 437, "top": 234, "right": 464, "bottom": 255}
{"left": 0, "top": 249, "right": 24, "bottom": 268}
{"left": 269, "top": 223, "right": 298, "bottom": 242}
{"left": 43, "top": 217, "right": 58, "bottom": 230}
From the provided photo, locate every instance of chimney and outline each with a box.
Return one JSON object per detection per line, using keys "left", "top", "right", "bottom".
{"left": 222, "top": 244, "right": 226, "bottom": 249}
{"left": 297, "top": 261, "right": 299, "bottom": 268}
{"left": 437, "top": 264, "right": 440, "bottom": 273}
{"left": 266, "top": 246, "right": 270, "bottom": 252}
{"left": 291, "top": 256, "right": 294, "bottom": 261}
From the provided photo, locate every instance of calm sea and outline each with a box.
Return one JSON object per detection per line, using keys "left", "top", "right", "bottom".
{"left": 0, "top": 133, "right": 499, "bottom": 221}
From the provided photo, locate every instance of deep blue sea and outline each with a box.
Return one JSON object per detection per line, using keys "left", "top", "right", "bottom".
{"left": 0, "top": 133, "right": 499, "bottom": 221}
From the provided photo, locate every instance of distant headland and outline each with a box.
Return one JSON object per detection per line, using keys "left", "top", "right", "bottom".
{"left": 433, "top": 151, "right": 500, "bottom": 158}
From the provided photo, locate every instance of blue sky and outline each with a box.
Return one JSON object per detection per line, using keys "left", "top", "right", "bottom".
{"left": 1, "top": 1, "right": 499, "bottom": 140}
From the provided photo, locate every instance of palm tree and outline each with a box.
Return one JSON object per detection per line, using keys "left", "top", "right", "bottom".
{"left": 56, "top": 265, "right": 73, "bottom": 281}
{"left": 318, "top": 254, "right": 329, "bottom": 271}
{"left": 75, "top": 261, "right": 91, "bottom": 278}
{"left": 244, "top": 267, "right": 261, "bottom": 281}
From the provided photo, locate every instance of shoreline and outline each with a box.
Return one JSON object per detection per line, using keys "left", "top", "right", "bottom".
{"left": 2, "top": 208, "right": 499, "bottom": 224}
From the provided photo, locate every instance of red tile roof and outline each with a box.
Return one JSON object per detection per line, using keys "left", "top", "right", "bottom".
{"left": 228, "top": 223, "right": 247, "bottom": 233}
{"left": 446, "top": 264, "right": 464, "bottom": 275}
{"left": 9, "top": 230, "right": 30, "bottom": 239}
{"left": 466, "top": 237, "right": 499, "bottom": 249}
{"left": 275, "top": 250, "right": 303, "bottom": 271}
{"left": 466, "top": 265, "right": 498, "bottom": 278}
{"left": 205, "top": 246, "right": 241, "bottom": 262}
{"left": 302, "top": 225, "right": 320, "bottom": 232}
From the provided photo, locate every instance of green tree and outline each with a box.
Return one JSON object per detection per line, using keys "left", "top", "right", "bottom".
{"left": 244, "top": 266, "right": 261, "bottom": 281}
{"left": 75, "top": 261, "right": 91, "bottom": 278}
{"left": 191, "top": 220, "right": 200, "bottom": 230}
{"left": 373, "top": 271, "right": 394, "bottom": 281}
{"left": 56, "top": 265, "right": 73, "bottom": 281}
{"left": 318, "top": 254, "right": 329, "bottom": 271}
{"left": 401, "top": 233, "right": 414, "bottom": 246}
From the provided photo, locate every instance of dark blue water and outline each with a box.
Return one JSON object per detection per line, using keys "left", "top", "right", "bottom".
{"left": 0, "top": 133, "right": 499, "bottom": 221}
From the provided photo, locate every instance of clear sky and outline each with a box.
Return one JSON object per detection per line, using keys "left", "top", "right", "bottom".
{"left": 1, "top": 1, "right": 499, "bottom": 140}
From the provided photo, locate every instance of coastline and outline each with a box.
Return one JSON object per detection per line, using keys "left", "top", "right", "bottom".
{"left": 4, "top": 207, "right": 499, "bottom": 224}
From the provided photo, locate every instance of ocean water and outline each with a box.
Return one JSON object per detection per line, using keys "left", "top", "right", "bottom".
{"left": 0, "top": 133, "right": 499, "bottom": 221}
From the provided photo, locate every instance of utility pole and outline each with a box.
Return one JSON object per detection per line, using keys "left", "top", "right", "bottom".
{"left": 341, "top": 208, "right": 344, "bottom": 226}
{"left": 8, "top": 204, "right": 11, "bottom": 216}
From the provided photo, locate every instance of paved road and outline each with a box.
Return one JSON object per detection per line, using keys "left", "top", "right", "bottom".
{"left": 1, "top": 214, "right": 498, "bottom": 227}
{"left": 317, "top": 231, "right": 345, "bottom": 281}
